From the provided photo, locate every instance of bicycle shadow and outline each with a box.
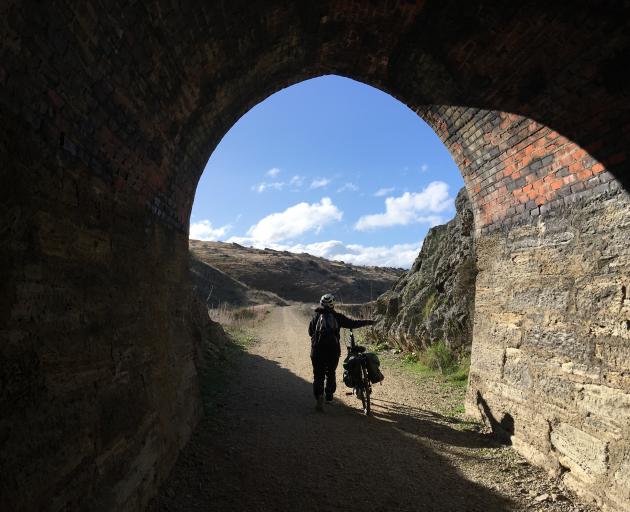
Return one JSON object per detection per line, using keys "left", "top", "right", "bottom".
{"left": 150, "top": 348, "right": 515, "bottom": 512}
{"left": 368, "top": 396, "right": 503, "bottom": 450}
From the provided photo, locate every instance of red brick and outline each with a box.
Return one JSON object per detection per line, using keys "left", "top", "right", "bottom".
{"left": 577, "top": 169, "right": 592, "bottom": 180}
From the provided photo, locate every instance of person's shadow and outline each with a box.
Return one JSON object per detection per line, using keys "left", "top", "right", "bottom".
{"left": 475, "top": 390, "right": 514, "bottom": 445}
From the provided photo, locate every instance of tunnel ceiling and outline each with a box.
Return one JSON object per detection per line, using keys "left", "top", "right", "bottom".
{"left": 1, "top": 0, "right": 629, "bottom": 231}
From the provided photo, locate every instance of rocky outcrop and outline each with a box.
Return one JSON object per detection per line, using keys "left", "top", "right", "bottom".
{"left": 373, "top": 188, "right": 476, "bottom": 352}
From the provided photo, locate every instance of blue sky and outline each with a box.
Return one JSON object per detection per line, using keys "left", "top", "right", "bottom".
{"left": 190, "top": 75, "right": 463, "bottom": 268}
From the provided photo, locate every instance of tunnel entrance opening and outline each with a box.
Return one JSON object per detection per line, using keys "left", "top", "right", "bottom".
{"left": 188, "top": 73, "right": 466, "bottom": 291}
{"left": 181, "top": 67, "right": 630, "bottom": 512}
{"left": 2, "top": 2, "right": 629, "bottom": 511}
{"left": 186, "top": 71, "right": 477, "bottom": 462}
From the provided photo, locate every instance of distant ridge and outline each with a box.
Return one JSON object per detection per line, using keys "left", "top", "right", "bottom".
{"left": 189, "top": 240, "right": 404, "bottom": 306}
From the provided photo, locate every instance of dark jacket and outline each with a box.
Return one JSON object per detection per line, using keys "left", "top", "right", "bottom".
{"left": 308, "top": 306, "right": 374, "bottom": 349}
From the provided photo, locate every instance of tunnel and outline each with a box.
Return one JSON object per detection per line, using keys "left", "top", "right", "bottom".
{"left": 1, "top": 1, "right": 629, "bottom": 510}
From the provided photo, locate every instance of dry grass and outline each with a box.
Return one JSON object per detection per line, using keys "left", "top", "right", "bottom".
{"left": 335, "top": 302, "right": 379, "bottom": 348}
{"left": 208, "top": 303, "right": 271, "bottom": 329}
{"left": 336, "top": 301, "right": 376, "bottom": 319}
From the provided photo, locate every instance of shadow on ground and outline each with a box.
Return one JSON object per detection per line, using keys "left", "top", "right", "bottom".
{"left": 148, "top": 346, "right": 514, "bottom": 512}
{"left": 369, "top": 397, "right": 504, "bottom": 449}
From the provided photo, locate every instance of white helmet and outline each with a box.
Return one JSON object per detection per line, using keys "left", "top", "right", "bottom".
{"left": 320, "top": 293, "right": 336, "bottom": 309}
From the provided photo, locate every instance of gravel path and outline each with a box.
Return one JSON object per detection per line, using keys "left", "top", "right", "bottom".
{"left": 149, "top": 305, "right": 599, "bottom": 512}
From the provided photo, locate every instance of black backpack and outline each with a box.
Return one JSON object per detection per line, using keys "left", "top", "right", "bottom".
{"left": 314, "top": 310, "right": 339, "bottom": 346}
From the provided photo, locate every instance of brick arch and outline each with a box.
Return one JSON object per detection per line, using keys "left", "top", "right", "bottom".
{"left": 150, "top": 2, "right": 630, "bottom": 235}
{"left": 1, "top": 1, "right": 629, "bottom": 511}
{"left": 180, "top": 71, "right": 612, "bottom": 237}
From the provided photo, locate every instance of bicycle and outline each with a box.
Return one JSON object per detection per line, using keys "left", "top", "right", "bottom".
{"left": 344, "top": 329, "right": 373, "bottom": 416}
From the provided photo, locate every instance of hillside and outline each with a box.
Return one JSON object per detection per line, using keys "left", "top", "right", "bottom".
{"left": 189, "top": 240, "right": 404, "bottom": 305}
{"left": 189, "top": 254, "right": 287, "bottom": 307}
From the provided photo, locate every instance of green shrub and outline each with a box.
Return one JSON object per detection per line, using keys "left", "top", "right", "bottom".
{"left": 402, "top": 352, "right": 419, "bottom": 364}
{"left": 421, "top": 341, "right": 457, "bottom": 374}
{"left": 448, "top": 354, "right": 470, "bottom": 384}
{"left": 374, "top": 341, "right": 390, "bottom": 352}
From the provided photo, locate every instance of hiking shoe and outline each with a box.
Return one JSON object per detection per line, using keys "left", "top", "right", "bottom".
{"left": 315, "top": 396, "right": 324, "bottom": 412}
{"left": 325, "top": 395, "right": 334, "bottom": 403}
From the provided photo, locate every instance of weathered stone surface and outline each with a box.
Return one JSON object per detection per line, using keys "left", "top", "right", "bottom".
{"left": 577, "top": 384, "right": 630, "bottom": 439}
{"left": 610, "top": 453, "right": 630, "bottom": 508}
{"left": 468, "top": 187, "right": 630, "bottom": 512}
{"left": 373, "top": 188, "right": 476, "bottom": 352}
{"left": 550, "top": 422, "right": 609, "bottom": 478}
{"left": 503, "top": 348, "right": 532, "bottom": 390}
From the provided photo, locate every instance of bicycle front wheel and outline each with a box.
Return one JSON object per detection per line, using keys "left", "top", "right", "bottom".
{"left": 362, "top": 369, "right": 371, "bottom": 416}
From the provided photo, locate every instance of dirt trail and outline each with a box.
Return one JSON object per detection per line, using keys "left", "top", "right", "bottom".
{"left": 149, "top": 305, "right": 598, "bottom": 512}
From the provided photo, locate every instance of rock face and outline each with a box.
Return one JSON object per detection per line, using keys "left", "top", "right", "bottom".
{"left": 373, "top": 188, "right": 476, "bottom": 353}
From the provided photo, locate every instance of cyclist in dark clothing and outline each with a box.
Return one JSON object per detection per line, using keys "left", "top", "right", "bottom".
{"left": 308, "top": 293, "right": 375, "bottom": 411}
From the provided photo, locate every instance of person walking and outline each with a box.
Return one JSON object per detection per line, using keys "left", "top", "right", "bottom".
{"left": 308, "top": 293, "right": 375, "bottom": 411}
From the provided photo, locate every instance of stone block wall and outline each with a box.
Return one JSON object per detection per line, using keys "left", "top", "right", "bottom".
{"left": 420, "top": 105, "right": 630, "bottom": 510}
{"left": 0, "top": 113, "right": 204, "bottom": 511}
{"left": 467, "top": 187, "right": 630, "bottom": 511}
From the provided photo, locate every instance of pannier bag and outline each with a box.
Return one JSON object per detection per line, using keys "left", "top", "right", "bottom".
{"left": 342, "top": 354, "right": 362, "bottom": 388}
{"left": 365, "top": 352, "right": 385, "bottom": 383}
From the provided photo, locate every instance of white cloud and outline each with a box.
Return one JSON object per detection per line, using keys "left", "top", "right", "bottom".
{"left": 189, "top": 220, "right": 231, "bottom": 241}
{"left": 420, "top": 163, "right": 429, "bottom": 173}
{"left": 244, "top": 197, "right": 343, "bottom": 243}
{"left": 286, "top": 240, "right": 420, "bottom": 268}
{"left": 224, "top": 237, "right": 420, "bottom": 268}
{"left": 310, "top": 178, "right": 331, "bottom": 189}
{"left": 355, "top": 181, "right": 453, "bottom": 231}
{"left": 253, "top": 181, "right": 285, "bottom": 193}
{"left": 337, "top": 182, "right": 359, "bottom": 193}
{"left": 374, "top": 187, "right": 395, "bottom": 197}
{"left": 290, "top": 175, "right": 305, "bottom": 188}
{"left": 266, "top": 167, "right": 280, "bottom": 177}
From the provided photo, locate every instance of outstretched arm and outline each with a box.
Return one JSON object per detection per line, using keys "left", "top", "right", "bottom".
{"left": 335, "top": 312, "right": 375, "bottom": 329}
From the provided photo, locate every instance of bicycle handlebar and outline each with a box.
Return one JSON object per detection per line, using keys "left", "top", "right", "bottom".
{"left": 347, "top": 329, "right": 359, "bottom": 351}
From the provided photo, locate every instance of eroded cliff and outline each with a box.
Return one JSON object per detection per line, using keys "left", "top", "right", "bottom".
{"left": 373, "top": 188, "right": 476, "bottom": 352}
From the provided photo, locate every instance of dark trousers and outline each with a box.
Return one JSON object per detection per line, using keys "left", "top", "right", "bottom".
{"left": 311, "top": 346, "right": 340, "bottom": 399}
